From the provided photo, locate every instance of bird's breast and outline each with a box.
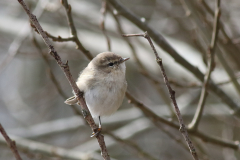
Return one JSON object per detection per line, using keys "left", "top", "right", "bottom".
{"left": 84, "top": 73, "right": 127, "bottom": 117}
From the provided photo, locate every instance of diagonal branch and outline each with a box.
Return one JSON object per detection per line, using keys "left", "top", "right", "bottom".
{"left": 61, "top": 0, "right": 93, "bottom": 60}
{"left": 188, "top": 0, "right": 221, "bottom": 131}
{"left": 16, "top": 0, "right": 110, "bottom": 159}
{"left": 123, "top": 32, "right": 199, "bottom": 160}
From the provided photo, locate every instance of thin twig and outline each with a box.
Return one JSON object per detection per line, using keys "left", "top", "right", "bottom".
{"left": 16, "top": 0, "right": 110, "bottom": 159}
{"left": 0, "top": 123, "right": 22, "bottom": 160}
{"left": 123, "top": 32, "right": 199, "bottom": 160}
{"left": 100, "top": 0, "right": 111, "bottom": 51}
{"left": 188, "top": 0, "right": 221, "bottom": 131}
{"left": 61, "top": 0, "right": 93, "bottom": 60}
{"left": 46, "top": 32, "right": 75, "bottom": 42}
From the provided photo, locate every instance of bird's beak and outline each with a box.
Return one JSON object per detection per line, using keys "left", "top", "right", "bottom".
{"left": 121, "top": 57, "right": 130, "bottom": 63}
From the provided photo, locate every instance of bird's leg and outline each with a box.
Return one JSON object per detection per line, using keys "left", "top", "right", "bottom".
{"left": 98, "top": 116, "right": 102, "bottom": 129}
{"left": 91, "top": 116, "right": 102, "bottom": 137}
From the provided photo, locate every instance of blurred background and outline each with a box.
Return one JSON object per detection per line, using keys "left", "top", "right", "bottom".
{"left": 0, "top": 0, "right": 240, "bottom": 159}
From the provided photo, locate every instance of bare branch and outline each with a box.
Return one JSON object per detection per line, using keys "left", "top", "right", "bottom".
{"left": 61, "top": 0, "right": 93, "bottom": 60}
{"left": 46, "top": 32, "right": 75, "bottom": 42}
{"left": 123, "top": 32, "right": 199, "bottom": 160}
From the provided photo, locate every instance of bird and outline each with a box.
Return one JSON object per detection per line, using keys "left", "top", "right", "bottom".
{"left": 65, "top": 52, "right": 129, "bottom": 136}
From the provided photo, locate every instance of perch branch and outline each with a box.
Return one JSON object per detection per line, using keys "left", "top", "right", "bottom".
{"left": 17, "top": 0, "right": 110, "bottom": 159}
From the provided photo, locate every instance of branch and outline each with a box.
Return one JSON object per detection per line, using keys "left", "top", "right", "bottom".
{"left": 107, "top": 0, "right": 240, "bottom": 116}
{"left": 123, "top": 32, "right": 199, "bottom": 160}
{"left": 46, "top": 32, "right": 75, "bottom": 42}
{"left": 16, "top": 0, "right": 110, "bottom": 159}
{"left": 0, "top": 123, "right": 22, "bottom": 160}
{"left": 188, "top": 0, "right": 221, "bottom": 131}
{"left": 61, "top": 0, "right": 93, "bottom": 60}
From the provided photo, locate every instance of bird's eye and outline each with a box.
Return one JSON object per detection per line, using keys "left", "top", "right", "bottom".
{"left": 108, "top": 62, "right": 114, "bottom": 66}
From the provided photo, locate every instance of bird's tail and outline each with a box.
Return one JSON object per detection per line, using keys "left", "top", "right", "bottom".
{"left": 64, "top": 96, "right": 78, "bottom": 105}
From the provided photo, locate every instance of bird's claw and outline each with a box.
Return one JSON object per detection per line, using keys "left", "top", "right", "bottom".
{"left": 91, "top": 127, "right": 102, "bottom": 137}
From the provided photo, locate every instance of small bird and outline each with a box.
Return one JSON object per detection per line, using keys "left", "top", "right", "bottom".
{"left": 65, "top": 52, "right": 129, "bottom": 136}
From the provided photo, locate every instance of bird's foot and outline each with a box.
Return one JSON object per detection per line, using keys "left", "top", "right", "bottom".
{"left": 91, "top": 127, "right": 102, "bottom": 137}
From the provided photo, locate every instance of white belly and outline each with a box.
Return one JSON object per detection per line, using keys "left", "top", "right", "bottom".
{"left": 84, "top": 79, "right": 127, "bottom": 118}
